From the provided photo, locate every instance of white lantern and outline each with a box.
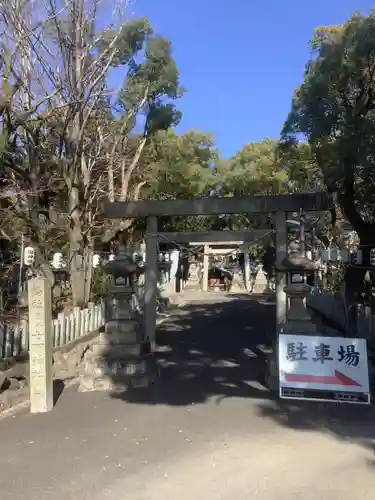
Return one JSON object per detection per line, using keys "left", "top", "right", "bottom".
{"left": 23, "top": 246, "right": 35, "bottom": 266}
{"left": 109, "top": 254, "right": 115, "bottom": 261}
{"left": 92, "top": 254, "right": 101, "bottom": 268}
{"left": 51, "top": 252, "right": 64, "bottom": 269}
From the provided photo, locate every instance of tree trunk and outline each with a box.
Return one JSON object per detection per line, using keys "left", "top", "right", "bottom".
{"left": 119, "top": 136, "right": 147, "bottom": 200}
{"left": 83, "top": 231, "right": 93, "bottom": 305}
{"left": 108, "top": 159, "right": 115, "bottom": 202}
{"left": 69, "top": 179, "right": 85, "bottom": 307}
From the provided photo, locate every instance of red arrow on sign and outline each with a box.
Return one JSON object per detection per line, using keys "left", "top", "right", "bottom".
{"left": 283, "top": 370, "right": 361, "bottom": 387}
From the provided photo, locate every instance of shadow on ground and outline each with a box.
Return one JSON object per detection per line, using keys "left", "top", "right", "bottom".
{"left": 256, "top": 397, "right": 375, "bottom": 465}
{"left": 110, "top": 293, "right": 375, "bottom": 462}
{"left": 112, "top": 294, "right": 276, "bottom": 406}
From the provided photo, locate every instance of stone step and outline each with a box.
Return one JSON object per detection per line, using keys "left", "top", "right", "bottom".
{"left": 102, "top": 325, "right": 143, "bottom": 345}
{"left": 78, "top": 358, "right": 154, "bottom": 392}
{"left": 91, "top": 343, "right": 142, "bottom": 358}
{"left": 78, "top": 374, "right": 149, "bottom": 392}
{"left": 83, "top": 354, "right": 147, "bottom": 375}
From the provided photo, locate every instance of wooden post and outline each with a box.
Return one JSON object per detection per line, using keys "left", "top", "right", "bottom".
{"left": 202, "top": 244, "right": 209, "bottom": 292}
{"left": 275, "top": 211, "right": 287, "bottom": 332}
{"left": 145, "top": 215, "right": 158, "bottom": 351}
{"left": 28, "top": 277, "right": 53, "bottom": 413}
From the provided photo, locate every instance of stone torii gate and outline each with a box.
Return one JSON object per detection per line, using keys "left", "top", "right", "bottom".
{"left": 155, "top": 229, "right": 272, "bottom": 292}
{"left": 103, "top": 193, "right": 333, "bottom": 348}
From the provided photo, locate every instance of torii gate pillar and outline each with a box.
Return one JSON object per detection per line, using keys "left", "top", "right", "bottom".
{"left": 275, "top": 211, "right": 288, "bottom": 332}
{"left": 145, "top": 215, "right": 158, "bottom": 351}
{"left": 202, "top": 245, "right": 209, "bottom": 292}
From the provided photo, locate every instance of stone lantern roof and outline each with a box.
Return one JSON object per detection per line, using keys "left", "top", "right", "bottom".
{"left": 280, "top": 253, "right": 320, "bottom": 273}
{"left": 104, "top": 245, "right": 144, "bottom": 277}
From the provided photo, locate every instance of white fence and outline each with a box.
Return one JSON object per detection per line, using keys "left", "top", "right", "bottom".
{"left": 0, "top": 301, "right": 105, "bottom": 359}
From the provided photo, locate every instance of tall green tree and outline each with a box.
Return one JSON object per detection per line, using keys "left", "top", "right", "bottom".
{"left": 215, "top": 139, "right": 289, "bottom": 198}
{"left": 282, "top": 11, "right": 375, "bottom": 248}
{"left": 142, "top": 129, "right": 219, "bottom": 233}
{"left": 210, "top": 139, "right": 288, "bottom": 233}
{"left": 0, "top": 1, "right": 182, "bottom": 305}
{"left": 211, "top": 138, "right": 320, "bottom": 232}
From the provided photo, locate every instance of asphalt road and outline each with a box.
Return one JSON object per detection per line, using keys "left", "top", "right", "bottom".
{"left": 1, "top": 293, "right": 375, "bottom": 500}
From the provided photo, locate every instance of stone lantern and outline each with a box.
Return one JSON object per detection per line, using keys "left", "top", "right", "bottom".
{"left": 280, "top": 250, "right": 320, "bottom": 334}
{"left": 266, "top": 236, "right": 320, "bottom": 391}
{"left": 78, "top": 245, "right": 150, "bottom": 392}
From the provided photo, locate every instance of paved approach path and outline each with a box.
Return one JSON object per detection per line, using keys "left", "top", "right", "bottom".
{"left": 1, "top": 293, "right": 375, "bottom": 500}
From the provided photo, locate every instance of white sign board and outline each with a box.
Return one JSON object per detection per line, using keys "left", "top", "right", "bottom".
{"left": 279, "top": 334, "right": 370, "bottom": 403}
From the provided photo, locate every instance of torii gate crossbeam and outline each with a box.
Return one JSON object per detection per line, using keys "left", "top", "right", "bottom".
{"left": 154, "top": 230, "right": 272, "bottom": 244}
{"left": 103, "top": 193, "right": 334, "bottom": 351}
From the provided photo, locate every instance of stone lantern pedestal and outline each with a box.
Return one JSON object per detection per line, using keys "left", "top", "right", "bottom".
{"left": 281, "top": 253, "right": 320, "bottom": 334}
{"left": 78, "top": 246, "right": 151, "bottom": 392}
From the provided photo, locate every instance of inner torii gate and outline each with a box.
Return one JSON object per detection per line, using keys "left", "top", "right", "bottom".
{"left": 155, "top": 230, "right": 273, "bottom": 292}
{"left": 103, "top": 193, "right": 333, "bottom": 349}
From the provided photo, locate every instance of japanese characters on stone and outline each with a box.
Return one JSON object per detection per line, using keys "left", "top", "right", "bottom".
{"left": 286, "top": 341, "right": 360, "bottom": 367}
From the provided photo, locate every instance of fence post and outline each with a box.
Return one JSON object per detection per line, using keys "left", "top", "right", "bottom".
{"left": 4, "top": 325, "right": 14, "bottom": 358}
{"left": 0, "top": 323, "right": 4, "bottom": 358}
{"left": 101, "top": 300, "right": 105, "bottom": 325}
{"left": 57, "top": 312, "right": 66, "bottom": 346}
{"left": 20, "top": 319, "right": 29, "bottom": 353}
{"left": 28, "top": 276, "right": 53, "bottom": 413}
{"left": 66, "top": 314, "right": 73, "bottom": 343}
{"left": 73, "top": 306, "right": 81, "bottom": 340}
{"left": 92, "top": 305, "right": 97, "bottom": 330}
{"left": 88, "top": 302, "right": 94, "bottom": 332}
{"left": 80, "top": 309, "right": 87, "bottom": 336}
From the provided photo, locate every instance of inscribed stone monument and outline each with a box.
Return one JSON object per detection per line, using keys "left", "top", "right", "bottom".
{"left": 28, "top": 277, "right": 53, "bottom": 413}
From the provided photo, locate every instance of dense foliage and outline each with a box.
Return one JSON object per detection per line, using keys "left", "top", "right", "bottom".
{"left": 1, "top": 3, "right": 372, "bottom": 305}
{"left": 283, "top": 10, "right": 375, "bottom": 244}
{"left": 282, "top": 9, "right": 375, "bottom": 295}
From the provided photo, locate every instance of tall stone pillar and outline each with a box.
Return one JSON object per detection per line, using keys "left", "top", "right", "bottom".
{"left": 79, "top": 246, "right": 151, "bottom": 392}
{"left": 28, "top": 277, "right": 53, "bottom": 413}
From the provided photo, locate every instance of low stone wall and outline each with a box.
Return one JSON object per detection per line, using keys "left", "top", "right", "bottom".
{"left": 0, "top": 294, "right": 190, "bottom": 416}
{"left": 0, "top": 329, "right": 100, "bottom": 415}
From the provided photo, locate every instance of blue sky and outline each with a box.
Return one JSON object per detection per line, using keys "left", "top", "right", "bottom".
{"left": 131, "top": 0, "right": 375, "bottom": 158}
